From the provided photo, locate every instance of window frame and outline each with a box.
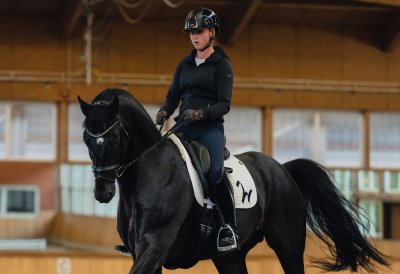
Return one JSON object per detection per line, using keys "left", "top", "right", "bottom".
{"left": 272, "top": 108, "right": 363, "bottom": 168}
{"left": 0, "top": 185, "right": 40, "bottom": 218}
{"left": 0, "top": 101, "right": 57, "bottom": 161}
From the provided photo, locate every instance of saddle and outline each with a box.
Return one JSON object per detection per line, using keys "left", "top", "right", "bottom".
{"left": 176, "top": 134, "right": 230, "bottom": 177}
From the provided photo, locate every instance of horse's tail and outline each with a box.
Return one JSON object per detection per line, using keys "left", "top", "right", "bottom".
{"left": 283, "top": 158, "right": 390, "bottom": 273}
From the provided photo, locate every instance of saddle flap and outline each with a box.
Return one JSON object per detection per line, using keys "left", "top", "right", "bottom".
{"left": 185, "top": 139, "right": 211, "bottom": 175}
{"left": 167, "top": 133, "right": 257, "bottom": 209}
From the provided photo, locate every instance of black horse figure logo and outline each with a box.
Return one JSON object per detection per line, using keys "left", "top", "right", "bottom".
{"left": 236, "top": 180, "right": 252, "bottom": 204}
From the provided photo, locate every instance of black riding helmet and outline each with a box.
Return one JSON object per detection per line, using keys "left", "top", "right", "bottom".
{"left": 184, "top": 7, "right": 220, "bottom": 35}
{"left": 184, "top": 8, "right": 220, "bottom": 51}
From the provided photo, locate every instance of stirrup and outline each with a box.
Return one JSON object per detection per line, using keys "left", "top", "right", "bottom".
{"left": 217, "top": 224, "right": 238, "bottom": 252}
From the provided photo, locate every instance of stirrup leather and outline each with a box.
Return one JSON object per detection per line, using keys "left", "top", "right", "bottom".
{"left": 217, "top": 224, "right": 238, "bottom": 252}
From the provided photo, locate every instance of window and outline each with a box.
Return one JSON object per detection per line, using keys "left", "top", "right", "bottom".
{"left": 358, "top": 170, "right": 379, "bottom": 192}
{"left": 273, "top": 109, "right": 362, "bottom": 167}
{"left": 333, "top": 170, "right": 353, "bottom": 200}
{"left": 225, "top": 107, "right": 262, "bottom": 154}
{"left": 370, "top": 112, "right": 400, "bottom": 168}
{"left": 359, "top": 199, "right": 382, "bottom": 238}
{"left": 320, "top": 112, "right": 362, "bottom": 167}
{"left": 0, "top": 105, "right": 5, "bottom": 158}
{"left": 0, "top": 102, "right": 56, "bottom": 160}
{"left": 273, "top": 110, "right": 315, "bottom": 163}
{"left": 332, "top": 169, "right": 383, "bottom": 238}
{"left": 60, "top": 164, "right": 118, "bottom": 217}
{"left": 68, "top": 104, "right": 90, "bottom": 161}
{"left": 143, "top": 105, "right": 160, "bottom": 124}
{"left": 383, "top": 171, "right": 400, "bottom": 193}
{"left": 0, "top": 186, "right": 39, "bottom": 217}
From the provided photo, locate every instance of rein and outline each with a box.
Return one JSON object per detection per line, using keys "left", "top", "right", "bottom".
{"left": 116, "top": 119, "right": 187, "bottom": 177}
{"left": 86, "top": 119, "right": 187, "bottom": 181}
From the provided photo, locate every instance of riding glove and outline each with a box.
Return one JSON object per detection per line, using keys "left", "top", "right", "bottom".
{"left": 156, "top": 110, "right": 168, "bottom": 125}
{"left": 184, "top": 109, "right": 204, "bottom": 122}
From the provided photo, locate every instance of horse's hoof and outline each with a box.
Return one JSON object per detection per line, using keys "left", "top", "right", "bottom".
{"left": 115, "top": 244, "right": 131, "bottom": 256}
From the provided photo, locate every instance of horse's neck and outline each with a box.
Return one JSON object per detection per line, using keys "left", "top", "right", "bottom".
{"left": 129, "top": 131, "right": 158, "bottom": 155}
{"left": 122, "top": 107, "right": 161, "bottom": 157}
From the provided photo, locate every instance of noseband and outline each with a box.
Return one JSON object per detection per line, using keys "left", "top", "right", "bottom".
{"left": 85, "top": 119, "right": 130, "bottom": 183}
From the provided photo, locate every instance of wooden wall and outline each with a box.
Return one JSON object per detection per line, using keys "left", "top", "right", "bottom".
{"left": 0, "top": 16, "right": 399, "bottom": 110}
{"left": 0, "top": 162, "right": 58, "bottom": 239}
{"left": 389, "top": 203, "right": 400, "bottom": 239}
{"left": 0, "top": 162, "right": 58, "bottom": 210}
{"left": 43, "top": 213, "right": 400, "bottom": 274}
{"left": 0, "top": 247, "right": 398, "bottom": 274}
{"left": 49, "top": 214, "right": 121, "bottom": 250}
{"left": 0, "top": 211, "right": 56, "bottom": 239}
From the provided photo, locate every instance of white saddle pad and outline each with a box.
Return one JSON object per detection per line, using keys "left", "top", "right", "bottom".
{"left": 168, "top": 134, "right": 257, "bottom": 209}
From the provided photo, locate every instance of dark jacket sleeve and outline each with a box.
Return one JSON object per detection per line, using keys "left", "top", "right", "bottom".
{"left": 203, "top": 58, "right": 233, "bottom": 120}
{"left": 160, "top": 63, "right": 183, "bottom": 117}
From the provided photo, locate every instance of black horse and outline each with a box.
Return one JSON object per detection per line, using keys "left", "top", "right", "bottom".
{"left": 78, "top": 88, "right": 389, "bottom": 274}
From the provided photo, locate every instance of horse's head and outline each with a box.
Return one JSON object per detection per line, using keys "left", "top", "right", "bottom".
{"left": 78, "top": 95, "right": 129, "bottom": 203}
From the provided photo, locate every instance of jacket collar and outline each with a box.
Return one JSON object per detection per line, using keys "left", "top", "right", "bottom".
{"left": 183, "top": 46, "right": 227, "bottom": 65}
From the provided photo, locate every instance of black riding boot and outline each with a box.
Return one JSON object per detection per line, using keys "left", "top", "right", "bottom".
{"left": 213, "top": 171, "right": 239, "bottom": 252}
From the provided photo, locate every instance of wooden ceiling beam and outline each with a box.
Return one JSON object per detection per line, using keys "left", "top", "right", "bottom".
{"left": 353, "top": 0, "right": 400, "bottom": 7}
{"left": 382, "top": 13, "right": 400, "bottom": 52}
{"left": 221, "top": 0, "right": 263, "bottom": 44}
{"left": 262, "top": 2, "right": 393, "bottom": 11}
{"left": 63, "top": 0, "right": 86, "bottom": 38}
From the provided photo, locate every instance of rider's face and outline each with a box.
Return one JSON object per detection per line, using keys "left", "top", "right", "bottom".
{"left": 190, "top": 28, "right": 214, "bottom": 51}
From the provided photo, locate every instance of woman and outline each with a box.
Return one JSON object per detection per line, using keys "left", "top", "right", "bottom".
{"left": 156, "top": 7, "right": 238, "bottom": 252}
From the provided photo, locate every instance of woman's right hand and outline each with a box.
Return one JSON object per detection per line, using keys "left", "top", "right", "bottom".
{"left": 156, "top": 110, "right": 168, "bottom": 125}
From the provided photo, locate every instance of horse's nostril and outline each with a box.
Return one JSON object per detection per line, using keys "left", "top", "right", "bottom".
{"left": 106, "top": 192, "right": 114, "bottom": 199}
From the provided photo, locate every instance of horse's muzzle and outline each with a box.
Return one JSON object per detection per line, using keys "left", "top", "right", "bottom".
{"left": 94, "top": 179, "right": 116, "bottom": 203}
{"left": 95, "top": 191, "right": 115, "bottom": 203}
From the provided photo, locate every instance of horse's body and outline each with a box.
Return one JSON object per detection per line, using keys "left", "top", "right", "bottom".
{"left": 79, "top": 89, "right": 389, "bottom": 274}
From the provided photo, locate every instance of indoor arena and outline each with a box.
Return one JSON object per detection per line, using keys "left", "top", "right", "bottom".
{"left": 0, "top": 0, "right": 399, "bottom": 273}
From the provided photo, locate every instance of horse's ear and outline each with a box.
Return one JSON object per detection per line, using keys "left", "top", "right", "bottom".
{"left": 78, "top": 96, "right": 92, "bottom": 117}
{"left": 109, "top": 96, "right": 119, "bottom": 115}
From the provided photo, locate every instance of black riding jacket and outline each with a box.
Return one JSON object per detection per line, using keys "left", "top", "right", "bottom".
{"left": 161, "top": 46, "right": 233, "bottom": 122}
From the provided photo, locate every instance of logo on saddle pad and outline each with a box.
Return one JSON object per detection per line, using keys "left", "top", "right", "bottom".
{"left": 168, "top": 134, "right": 257, "bottom": 209}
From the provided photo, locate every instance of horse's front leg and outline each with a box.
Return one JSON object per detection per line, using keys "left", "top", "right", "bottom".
{"left": 117, "top": 200, "right": 136, "bottom": 259}
{"left": 129, "top": 233, "right": 166, "bottom": 274}
{"left": 129, "top": 264, "right": 162, "bottom": 274}
{"left": 129, "top": 196, "right": 192, "bottom": 274}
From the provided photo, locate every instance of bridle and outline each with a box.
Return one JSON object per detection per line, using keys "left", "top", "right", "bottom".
{"left": 85, "top": 118, "right": 187, "bottom": 183}
{"left": 85, "top": 119, "right": 130, "bottom": 183}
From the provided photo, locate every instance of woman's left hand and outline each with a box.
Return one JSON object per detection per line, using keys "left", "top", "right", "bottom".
{"left": 184, "top": 109, "right": 204, "bottom": 122}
